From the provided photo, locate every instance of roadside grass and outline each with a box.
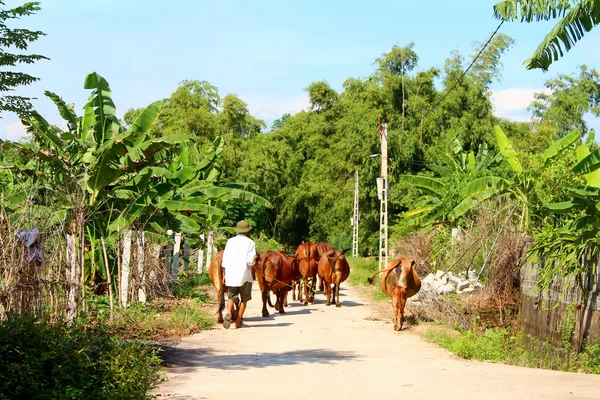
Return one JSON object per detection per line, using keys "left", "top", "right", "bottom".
{"left": 424, "top": 324, "right": 600, "bottom": 374}
{"left": 348, "top": 256, "right": 387, "bottom": 301}
{"left": 105, "top": 299, "right": 214, "bottom": 340}
{"left": 87, "top": 272, "right": 216, "bottom": 341}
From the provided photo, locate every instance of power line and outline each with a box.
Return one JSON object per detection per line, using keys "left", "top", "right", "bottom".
{"left": 421, "top": 20, "right": 505, "bottom": 122}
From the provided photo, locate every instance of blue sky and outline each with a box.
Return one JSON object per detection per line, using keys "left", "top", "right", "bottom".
{"left": 2, "top": 0, "right": 599, "bottom": 141}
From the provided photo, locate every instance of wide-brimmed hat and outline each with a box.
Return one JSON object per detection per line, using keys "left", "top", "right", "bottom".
{"left": 235, "top": 220, "right": 252, "bottom": 233}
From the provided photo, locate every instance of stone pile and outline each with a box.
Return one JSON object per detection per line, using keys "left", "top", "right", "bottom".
{"left": 409, "top": 270, "right": 483, "bottom": 304}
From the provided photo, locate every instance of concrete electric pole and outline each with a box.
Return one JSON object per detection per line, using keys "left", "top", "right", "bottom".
{"left": 378, "top": 120, "right": 389, "bottom": 271}
{"left": 352, "top": 170, "right": 359, "bottom": 257}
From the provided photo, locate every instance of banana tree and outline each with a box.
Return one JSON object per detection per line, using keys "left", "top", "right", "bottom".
{"left": 529, "top": 142, "right": 600, "bottom": 290}
{"left": 494, "top": 0, "right": 600, "bottom": 71}
{"left": 399, "top": 140, "right": 500, "bottom": 227}
{"left": 401, "top": 127, "right": 581, "bottom": 230}
{"left": 17, "top": 72, "right": 188, "bottom": 314}
{"left": 108, "top": 136, "right": 273, "bottom": 245}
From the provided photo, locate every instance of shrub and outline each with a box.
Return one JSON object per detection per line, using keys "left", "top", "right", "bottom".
{"left": 582, "top": 341, "right": 600, "bottom": 374}
{"left": 0, "top": 312, "right": 162, "bottom": 399}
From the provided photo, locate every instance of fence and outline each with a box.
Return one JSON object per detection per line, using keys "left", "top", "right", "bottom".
{"left": 519, "top": 238, "right": 600, "bottom": 351}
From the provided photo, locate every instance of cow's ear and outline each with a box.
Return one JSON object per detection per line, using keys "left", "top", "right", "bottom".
{"left": 411, "top": 259, "right": 416, "bottom": 268}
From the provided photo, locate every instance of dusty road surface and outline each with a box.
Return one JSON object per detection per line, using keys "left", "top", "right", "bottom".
{"left": 156, "top": 283, "right": 600, "bottom": 400}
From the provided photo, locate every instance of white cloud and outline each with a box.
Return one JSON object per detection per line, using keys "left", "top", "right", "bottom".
{"left": 241, "top": 93, "right": 310, "bottom": 120}
{"left": 4, "top": 121, "right": 28, "bottom": 142}
{"left": 490, "top": 87, "right": 550, "bottom": 122}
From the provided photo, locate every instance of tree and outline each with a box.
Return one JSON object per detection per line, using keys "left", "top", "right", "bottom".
{"left": 529, "top": 65, "right": 600, "bottom": 138}
{"left": 306, "top": 81, "right": 338, "bottom": 113}
{"left": 494, "top": 0, "right": 600, "bottom": 71}
{"left": 376, "top": 43, "right": 418, "bottom": 129}
{"left": 0, "top": 1, "right": 48, "bottom": 115}
{"left": 271, "top": 113, "right": 291, "bottom": 131}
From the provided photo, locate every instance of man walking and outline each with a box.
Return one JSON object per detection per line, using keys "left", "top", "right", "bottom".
{"left": 221, "top": 220, "right": 256, "bottom": 329}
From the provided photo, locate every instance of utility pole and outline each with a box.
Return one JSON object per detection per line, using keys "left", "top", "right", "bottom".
{"left": 378, "top": 120, "right": 389, "bottom": 270}
{"left": 352, "top": 170, "right": 359, "bottom": 257}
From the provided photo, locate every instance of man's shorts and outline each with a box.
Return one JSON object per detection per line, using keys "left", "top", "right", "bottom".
{"left": 227, "top": 281, "right": 252, "bottom": 303}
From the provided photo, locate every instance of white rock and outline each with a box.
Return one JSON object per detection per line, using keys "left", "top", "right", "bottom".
{"left": 459, "top": 287, "right": 475, "bottom": 294}
{"left": 437, "top": 283, "right": 455, "bottom": 295}
{"left": 458, "top": 280, "right": 470, "bottom": 291}
{"left": 422, "top": 273, "right": 435, "bottom": 286}
{"left": 468, "top": 271, "right": 477, "bottom": 281}
{"left": 449, "top": 275, "right": 462, "bottom": 287}
{"left": 435, "top": 270, "right": 446, "bottom": 280}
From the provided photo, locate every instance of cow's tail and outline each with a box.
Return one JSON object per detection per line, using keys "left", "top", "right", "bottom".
{"left": 367, "top": 260, "right": 402, "bottom": 284}
{"left": 367, "top": 269, "right": 386, "bottom": 284}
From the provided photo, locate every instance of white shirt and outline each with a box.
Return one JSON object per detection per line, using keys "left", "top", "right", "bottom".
{"left": 222, "top": 234, "right": 256, "bottom": 287}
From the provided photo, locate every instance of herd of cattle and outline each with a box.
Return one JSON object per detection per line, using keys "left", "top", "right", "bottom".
{"left": 208, "top": 241, "right": 422, "bottom": 331}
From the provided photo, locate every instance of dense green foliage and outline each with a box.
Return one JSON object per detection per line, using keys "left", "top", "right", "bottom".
{"left": 0, "top": 313, "right": 162, "bottom": 399}
{"left": 0, "top": 1, "right": 48, "bottom": 115}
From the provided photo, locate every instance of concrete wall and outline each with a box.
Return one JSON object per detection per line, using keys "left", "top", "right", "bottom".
{"left": 519, "top": 243, "right": 600, "bottom": 351}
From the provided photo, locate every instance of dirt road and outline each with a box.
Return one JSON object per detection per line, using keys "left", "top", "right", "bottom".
{"left": 156, "top": 283, "right": 600, "bottom": 400}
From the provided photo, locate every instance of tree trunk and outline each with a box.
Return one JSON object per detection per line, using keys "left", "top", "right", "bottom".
{"left": 136, "top": 231, "right": 146, "bottom": 303}
{"left": 205, "top": 230, "right": 215, "bottom": 270}
{"left": 120, "top": 229, "right": 132, "bottom": 308}
{"left": 100, "top": 237, "right": 114, "bottom": 317}
{"left": 401, "top": 73, "right": 405, "bottom": 130}
{"left": 197, "top": 248, "right": 205, "bottom": 273}
{"left": 65, "top": 234, "right": 79, "bottom": 323}
{"left": 79, "top": 225, "right": 86, "bottom": 313}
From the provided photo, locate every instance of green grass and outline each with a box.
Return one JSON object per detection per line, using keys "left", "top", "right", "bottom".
{"left": 85, "top": 272, "right": 216, "bottom": 341}
{"left": 105, "top": 300, "right": 214, "bottom": 340}
{"left": 347, "top": 256, "right": 389, "bottom": 301}
{"left": 424, "top": 324, "right": 600, "bottom": 374}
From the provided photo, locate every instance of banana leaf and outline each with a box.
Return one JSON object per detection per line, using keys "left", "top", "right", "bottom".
{"left": 494, "top": 125, "right": 522, "bottom": 173}
{"left": 542, "top": 129, "right": 580, "bottom": 162}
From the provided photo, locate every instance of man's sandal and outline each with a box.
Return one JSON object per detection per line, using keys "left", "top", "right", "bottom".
{"left": 223, "top": 313, "right": 232, "bottom": 329}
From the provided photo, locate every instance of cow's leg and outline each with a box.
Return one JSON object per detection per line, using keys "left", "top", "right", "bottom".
{"left": 308, "top": 277, "right": 315, "bottom": 304}
{"left": 392, "top": 286, "right": 407, "bottom": 331}
{"left": 279, "top": 289, "right": 287, "bottom": 314}
{"left": 261, "top": 290, "right": 270, "bottom": 318}
{"left": 335, "top": 272, "right": 342, "bottom": 307}
{"left": 284, "top": 288, "right": 288, "bottom": 308}
{"left": 325, "top": 283, "right": 331, "bottom": 306}
{"left": 292, "top": 280, "right": 297, "bottom": 301}
{"left": 303, "top": 279, "right": 309, "bottom": 305}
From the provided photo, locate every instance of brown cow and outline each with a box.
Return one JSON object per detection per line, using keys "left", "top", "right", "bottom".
{"left": 315, "top": 242, "right": 334, "bottom": 291}
{"left": 317, "top": 250, "right": 350, "bottom": 307}
{"left": 253, "top": 251, "right": 297, "bottom": 317}
{"left": 207, "top": 250, "right": 239, "bottom": 323}
{"left": 297, "top": 256, "right": 318, "bottom": 305}
{"left": 368, "top": 258, "right": 421, "bottom": 331}
{"left": 279, "top": 251, "right": 300, "bottom": 307}
{"left": 293, "top": 242, "right": 317, "bottom": 300}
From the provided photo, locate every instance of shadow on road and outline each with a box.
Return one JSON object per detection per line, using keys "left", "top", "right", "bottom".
{"left": 159, "top": 347, "right": 358, "bottom": 372}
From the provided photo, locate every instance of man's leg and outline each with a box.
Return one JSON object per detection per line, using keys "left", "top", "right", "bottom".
{"left": 235, "top": 302, "right": 247, "bottom": 326}
{"left": 236, "top": 281, "right": 252, "bottom": 327}
{"left": 223, "top": 287, "right": 239, "bottom": 329}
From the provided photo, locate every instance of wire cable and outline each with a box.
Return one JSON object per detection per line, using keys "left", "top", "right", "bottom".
{"left": 421, "top": 20, "right": 505, "bottom": 122}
